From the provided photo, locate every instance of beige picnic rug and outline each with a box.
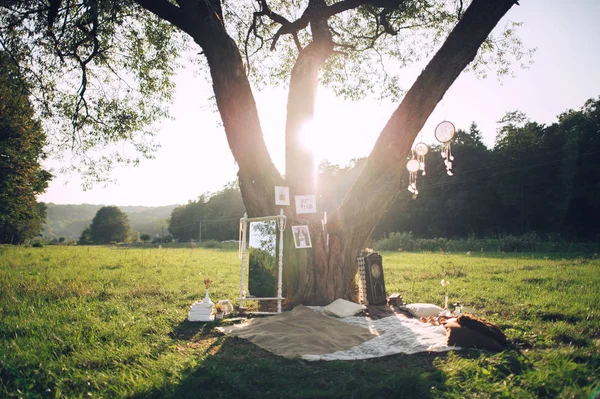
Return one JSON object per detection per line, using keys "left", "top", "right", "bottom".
{"left": 219, "top": 305, "right": 377, "bottom": 357}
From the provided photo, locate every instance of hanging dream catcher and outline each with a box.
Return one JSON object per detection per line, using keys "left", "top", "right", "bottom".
{"left": 406, "top": 157, "right": 420, "bottom": 199}
{"left": 413, "top": 142, "right": 429, "bottom": 176}
{"left": 435, "top": 121, "right": 456, "bottom": 176}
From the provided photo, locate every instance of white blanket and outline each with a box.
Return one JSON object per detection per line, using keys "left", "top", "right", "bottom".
{"left": 220, "top": 306, "right": 456, "bottom": 361}
{"left": 301, "top": 307, "right": 455, "bottom": 361}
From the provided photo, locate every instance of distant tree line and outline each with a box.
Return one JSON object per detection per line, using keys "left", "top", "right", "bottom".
{"left": 8, "top": 95, "right": 598, "bottom": 246}
{"left": 327, "top": 97, "right": 600, "bottom": 242}
{"left": 167, "top": 97, "right": 600, "bottom": 244}
{"left": 44, "top": 203, "right": 176, "bottom": 241}
{"left": 168, "top": 183, "right": 246, "bottom": 242}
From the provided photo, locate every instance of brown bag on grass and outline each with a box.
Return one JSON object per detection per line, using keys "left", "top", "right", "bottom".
{"left": 445, "top": 313, "right": 508, "bottom": 351}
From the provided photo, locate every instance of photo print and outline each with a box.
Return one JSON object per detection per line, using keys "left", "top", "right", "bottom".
{"left": 274, "top": 186, "right": 290, "bottom": 206}
{"left": 295, "top": 194, "right": 317, "bottom": 214}
{"left": 291, "top": 225, "right": 312, "bottom": 249}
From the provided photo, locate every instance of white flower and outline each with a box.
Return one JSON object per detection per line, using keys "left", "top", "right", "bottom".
{"left": 440, "top": 279, "right": 450, "bottom": 287}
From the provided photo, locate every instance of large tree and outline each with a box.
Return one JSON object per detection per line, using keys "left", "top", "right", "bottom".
{"left": 0, "top": 53, "right": 52, "bottom": 244}
{"left": 1, "top": 0, "right": 529, "bottom": 304}
{"left": 89, "top": 205, "right": 131, "bottom": 243}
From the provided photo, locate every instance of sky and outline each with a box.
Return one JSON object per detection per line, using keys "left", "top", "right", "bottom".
{"left": 38, "top": 0, "right": 600, "bottom": 207}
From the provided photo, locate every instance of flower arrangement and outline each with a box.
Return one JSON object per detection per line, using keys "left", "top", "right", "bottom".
{"left": 199, "top": 278, "right": 214, "bottom": 306}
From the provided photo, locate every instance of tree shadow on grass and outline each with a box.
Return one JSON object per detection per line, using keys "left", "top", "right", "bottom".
{"left": 135, "top": 334, "right": 450, "bottom": 399}
{"left": 136, "top": 317, "right": 537, "bottom": 399}
{"left": 134, "top": 317, "right": 456, "bottom": 399}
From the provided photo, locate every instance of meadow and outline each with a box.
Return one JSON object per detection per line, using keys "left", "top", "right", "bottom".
{"left": 0, "top": 245, "right": 598, "bottom": 398}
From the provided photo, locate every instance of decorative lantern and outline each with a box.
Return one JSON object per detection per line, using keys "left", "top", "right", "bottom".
{"left": 406, "top": 157, "right": 420, "bottom": 199}
{"left": 357, "top": 252, "right": 387, "bottom": 306}
{"left": 413, "top": 142, "right": 429, "bottom": 175}
{"left": 435, "top": 121, "right": 456, "bottom": 176}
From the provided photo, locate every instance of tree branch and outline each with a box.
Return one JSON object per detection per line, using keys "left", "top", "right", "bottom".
{"left": 283, "top": 0, "right": 334, "bottom": 194}
{"left": 331, "top": 0, "right": 519, "bottom": 260}
{"left": 133, "top": 0, "right": 188, "bottom": 32}
{"left": 269, "top": 0, "right": 406, "bottom": 50}
{"left": 152, "top": 0, "right": 282, "bottom": 216}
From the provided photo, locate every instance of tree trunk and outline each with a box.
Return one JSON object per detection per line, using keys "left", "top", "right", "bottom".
{"left": 166, "top": 0, "right": 283, "bottom": 217}
{"left": 285, "top": 41, "right": 332, "bottom": 195}
{"left": 139, "top": 0, "right": 518, "bottom": 306}
{"left": 285, "top": 3, "right": 334, "bottom": 195}
{"left": 284, "top": 0, "right": 519, "bottom": 305}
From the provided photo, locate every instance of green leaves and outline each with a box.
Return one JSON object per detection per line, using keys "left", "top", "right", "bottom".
{"left": 0, "top": 1, "right": 186, "bottom": 183}
{"left": 89, "top": 206, "right": 131, "bottom": 244}
{"left": 0, "top": 54, "right": 51, "bottom": 244}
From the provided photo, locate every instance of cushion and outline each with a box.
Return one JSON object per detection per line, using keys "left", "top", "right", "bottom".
{"left": 401, "top": 303, "right": 444, "bottom": 318}
{"left": 323, "top": 298, "right": 365, "bottom": 318}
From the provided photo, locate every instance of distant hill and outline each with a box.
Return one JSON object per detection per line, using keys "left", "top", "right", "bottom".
{"left": 42, "top": 203, "right": 180, "bottom": 240}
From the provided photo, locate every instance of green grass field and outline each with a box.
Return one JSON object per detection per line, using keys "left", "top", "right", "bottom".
{"left": 1, "top": 245, "right": 599, "bottom": 398}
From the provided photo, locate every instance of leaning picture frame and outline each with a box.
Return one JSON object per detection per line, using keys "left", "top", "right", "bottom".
{"left": 291, "top": 225, "right": 312, "bottom": 249}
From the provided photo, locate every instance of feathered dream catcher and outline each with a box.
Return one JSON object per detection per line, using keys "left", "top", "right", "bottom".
{"left": 406, "top": 157, "right": 420, "bottom": 199}
{"left": 406, "top": 140, "right": 429, "bottom": 199}
{"left": 414, "top": 141, "right": 429, "bottom": 175}
{"left": 406, "top": 121, "right": 456, "bottom": 199}
{"left": 434, "top": 121, "right": 456, "bottom": 176}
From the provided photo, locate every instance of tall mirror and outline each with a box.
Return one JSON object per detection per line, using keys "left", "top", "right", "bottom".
{"left": 247, "top": 220, "right": 277, "bottom": 298}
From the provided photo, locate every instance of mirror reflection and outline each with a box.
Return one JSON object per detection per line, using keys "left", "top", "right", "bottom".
{"left": 248, "top": 220, "right": 277, "bottom": 298}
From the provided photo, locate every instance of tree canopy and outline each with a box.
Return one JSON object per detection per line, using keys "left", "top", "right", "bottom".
{"left": 0, "top": 0, "right": 530, "bottom": 181}
{"left": 89, "top": 206, "right": 131, "bottom": 243}
{"left": 0, "top": 53, "right": 52, "bottom": 244}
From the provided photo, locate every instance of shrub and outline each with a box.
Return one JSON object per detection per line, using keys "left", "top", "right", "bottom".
{"left": 376, "top": 232, "right": 414, "bottom": 251}
{"left": 497, "top": 232, "right": 541, "bottom": 252}
{"left": 201, "top": 240, "right": 223, "bottom": 249}
{"left": 375, "top": 232, "right": 547, "bottom": 253}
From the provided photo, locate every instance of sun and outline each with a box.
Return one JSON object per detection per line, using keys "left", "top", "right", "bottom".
{"left": 297, "top": 94, "right": 389, "bottom": 167}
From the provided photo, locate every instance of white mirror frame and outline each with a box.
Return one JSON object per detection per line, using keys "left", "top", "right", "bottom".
{"left": 239, "top": 209, "right": 286, "bottom": 313}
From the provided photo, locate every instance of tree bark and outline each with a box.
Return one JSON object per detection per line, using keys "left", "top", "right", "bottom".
{"left": 285, "top": 0, "right": 334, "bottom": 195}
{"left": 138, "top": 0, "right": 518, "bottom": 305}
{"left": 285, "top": 0, "right": 519, "bottom": 305}
{"left": 285, "top": 40, "right": 333, "bottom": 195}
{"left": 196, "top": 23, "right": 282, "bottom": 217}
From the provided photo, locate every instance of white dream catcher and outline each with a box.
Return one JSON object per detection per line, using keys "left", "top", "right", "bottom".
{"left": 406, "top": 157, "right": 420, "bottom": 199}
{"left": 413, "top": 141, "right": 429, "bottom": 176}
{"left": 434, "top": 121, "right": 456, "bottom": 176}
{"left": 406, "top": 141, "right": 429, "bottom": 199}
